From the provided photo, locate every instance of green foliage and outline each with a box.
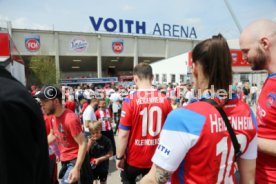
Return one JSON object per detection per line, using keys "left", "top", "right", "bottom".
{"left": 27, "top": 56, "right": 57, "bottom": 86}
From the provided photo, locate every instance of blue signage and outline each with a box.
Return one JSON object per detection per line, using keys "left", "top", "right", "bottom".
{"left": 60, "top": 77, "right": 118, "bottom": 85}
{"left": 89, "top": 16, "right": 197, "bottom": 39}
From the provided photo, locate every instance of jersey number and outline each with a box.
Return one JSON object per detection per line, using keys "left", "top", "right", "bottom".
{"left": 216, "top": 134, "right": 247, "bottom": 183}
{"left": 140, "top": 106, "right": 162, "bottom": 137}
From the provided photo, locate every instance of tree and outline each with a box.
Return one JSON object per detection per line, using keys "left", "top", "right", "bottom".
{"left": 27, "top": 56, "right": 57, "bottom": 86}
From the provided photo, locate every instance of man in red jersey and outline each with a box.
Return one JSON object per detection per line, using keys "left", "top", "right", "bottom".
{"left": 240, "top": 19, "right": 276, "bottom": 183}
{"left": 116, "top": 63, "right": 172, "bottom": 184}
{"left": 35, "top": 85, "right": 90, "bottom": 184}
{"left": 65, "top": 95, "right": 76, "bottom": 112}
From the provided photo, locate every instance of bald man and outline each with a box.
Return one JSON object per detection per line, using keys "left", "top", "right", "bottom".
{"left": 240, "top": 19, "right": 276, "bottom": 183}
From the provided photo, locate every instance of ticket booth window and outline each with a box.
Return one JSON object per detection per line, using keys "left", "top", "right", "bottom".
{"left": 180, "top": 74, "right": 184, "bottom": 83}
{"left": 171, "top": 74, "right": 175, "bottom": 83}
{"left": 162, "top": 74, "right": 167, "bottom": 82}
{"left": 240, "top": 74, "right": 249, "bottom": 82}
{"left": 155, "top": 74, "right": 159, "bottom": 82}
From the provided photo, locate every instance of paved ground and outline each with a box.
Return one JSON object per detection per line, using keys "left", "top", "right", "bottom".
{"left": 107, "top": 158, "right": 122, "bottom": 184}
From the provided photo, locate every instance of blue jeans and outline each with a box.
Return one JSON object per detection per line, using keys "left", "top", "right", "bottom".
{"left": 60, "top": 155, "right": 93, "bottom": 184}
{"left": 60, "top": 160, "right": 78, "bottom": 184}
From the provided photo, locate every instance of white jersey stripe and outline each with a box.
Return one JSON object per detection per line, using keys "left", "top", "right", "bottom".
{"left": 152, "top": 130, "right": 199, "bottom": 172}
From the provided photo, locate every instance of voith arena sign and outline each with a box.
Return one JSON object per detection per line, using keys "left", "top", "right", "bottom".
{"left": 89, "top": 16, "right": 197, "bottom": 39}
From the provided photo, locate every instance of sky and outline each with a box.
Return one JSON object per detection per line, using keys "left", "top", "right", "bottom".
{"left": 0, "top": 0, "right": 275, "bottom": 40}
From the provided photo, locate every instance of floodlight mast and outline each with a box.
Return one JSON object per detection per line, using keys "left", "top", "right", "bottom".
{"left": 224, "top": 0, "right": 242, "bottom": 33}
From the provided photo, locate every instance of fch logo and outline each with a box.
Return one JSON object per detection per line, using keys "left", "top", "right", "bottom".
{"left": 266, "top": 92, "right": 276, "bottom": 108}
{"left": 25, "top": 35, "right": 40, "bottom": 52}
{"left": 112, "top": 39, "right": 124, "bottom": 54}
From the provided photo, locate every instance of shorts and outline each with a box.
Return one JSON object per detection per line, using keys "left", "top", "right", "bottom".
{"left": 92, "top": 169, "right": 108, "bottom": 182}
{"left": 121, "top": 163, "right": 150, "bottom": 184}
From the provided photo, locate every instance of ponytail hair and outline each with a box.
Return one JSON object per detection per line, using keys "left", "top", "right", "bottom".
{"left": 192, "top": 34, "right": 232, "bottom": 93}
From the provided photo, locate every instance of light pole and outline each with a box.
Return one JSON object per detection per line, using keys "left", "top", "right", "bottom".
{"left": 224, "top": 0, "right": 242, "bottom": 33}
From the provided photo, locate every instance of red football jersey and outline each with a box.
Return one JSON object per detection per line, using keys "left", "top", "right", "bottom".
{"left": 256, "top": 73, "right": 276, "bottom": 183}
{"left": 65, "top": 101, "right": 76, "bottom": 112}
{"left": 119, "top": 89, "right": 172, "bottom": 168}
{"left": 95, "top": 108, "right": 113, "bottom": 131}
{"left": 50, "top": 109, "right": 83, "bottom": 162}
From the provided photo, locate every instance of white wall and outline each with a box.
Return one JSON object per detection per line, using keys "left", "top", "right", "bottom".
{"left": 227, "top": 39, "right": 240, "bottom": 49}
{"left": 167, "top": 39, "right": 198, "bottom": 57}
{"left": 59, "top": 34, "right": 98, "bottom": 56}
{"left": 12, "top": 29, "right": 197, "bottom": 59}
{"left": 12, "top": 31, "right": 55, "bottom": 55}
{"left": 150, "top": 53, "right": 189, "bottom": 84}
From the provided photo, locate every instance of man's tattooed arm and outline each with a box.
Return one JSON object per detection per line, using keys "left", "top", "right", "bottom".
{"left": 155, "top": 165, "right": 171, "bottom": 184}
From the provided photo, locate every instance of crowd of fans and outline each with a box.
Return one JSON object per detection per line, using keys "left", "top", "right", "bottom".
{"left": 31, "top": 80, "right": 260, "bottom": 113}
{"left": 28, "top": 78, "right": 261, "bottom": 184}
